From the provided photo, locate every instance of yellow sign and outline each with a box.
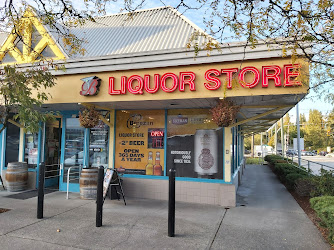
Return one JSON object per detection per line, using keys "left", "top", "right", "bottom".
{"left": 115, "top": 110, "right": 165, "bottom": 175}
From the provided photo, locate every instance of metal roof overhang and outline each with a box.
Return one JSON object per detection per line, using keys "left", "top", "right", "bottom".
{"left": 41, "top": 92, "right": 305, "bottom": 136}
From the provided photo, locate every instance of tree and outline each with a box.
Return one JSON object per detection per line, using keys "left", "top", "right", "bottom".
{"left": 0, "top": 64, "right": 56, "bottom": 133}
{"left": 1, "top": 1, "right": 333, "bottom": 131}
{"left": 304, "top": 109, "right": 326, "bottom": 149}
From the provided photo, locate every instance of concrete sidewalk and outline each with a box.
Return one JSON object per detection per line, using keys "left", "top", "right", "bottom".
{"left": 0, "top": 164, "right": 331, "bottom": 250}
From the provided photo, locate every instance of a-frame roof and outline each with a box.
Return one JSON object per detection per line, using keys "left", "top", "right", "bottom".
{"left": 68, "top": 6, "right": 211, "bottom": 58}
{"left": 0, "top": 6, "right": 212, "bottom": 63}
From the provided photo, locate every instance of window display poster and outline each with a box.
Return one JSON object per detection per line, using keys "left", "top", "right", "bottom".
{"left": 89, "top": 121, "right": 109, "bottom": 168}
{"left": 115, "top": 110, "right": 165, "bottom": 175}
{"left": 166, "top": 109, "right": 224, "bottom": 179}
{"left": 25, "top": 133, "right": 39, "bottom": 168}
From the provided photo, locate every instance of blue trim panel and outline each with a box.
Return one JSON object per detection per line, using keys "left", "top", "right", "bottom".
{"left": 222, "top": 127, "right": 225, "bottom": 181}
{"left": 2, "top": 128, "right": 6, "bottom": 169}
{"left": 0, "top": 126, "right": 3, "bottom": 171}
{"left": 84, "top": 128, "right": 89, "bottom": 168}
{"left": 112, "top": 110, "right": 117, "bottom": 169}
{"left": 36, "top": 126, "right": 42, "bottom": 188}
{"left": 164, "top": 109, "right": 167, "bottom": 177}
{"left": 59, "top": 116, "right": 67, "bottom": 191}
{"left": 122, "top": 174, "right": 232, "bottom": 184}
{"left": 22, "top": 130, "right": 26, "bottom": 162}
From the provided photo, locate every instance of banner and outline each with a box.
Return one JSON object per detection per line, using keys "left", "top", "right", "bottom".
{"left": 115, "top": 110, "right": 165, "bottom": 175}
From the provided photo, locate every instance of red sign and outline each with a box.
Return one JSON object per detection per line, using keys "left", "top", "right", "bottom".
{"left": 97, "top": 64, "right": 301, "bottom": 95}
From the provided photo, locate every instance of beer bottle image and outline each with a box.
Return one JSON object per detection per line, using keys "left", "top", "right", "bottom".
{"left": 153, "top": 151, "right": 162, "bottom": 176}
{"left": 145, "top": 151, "right": 154, "bottom": 175}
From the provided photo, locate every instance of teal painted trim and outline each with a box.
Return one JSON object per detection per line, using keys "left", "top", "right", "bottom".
{"left": 62, "top": 182, "right": 80, "bottom": 193}
{"left": 232, "top": 165, "right": 241, "bottom": 180}
{"left": 222, "top": 127, "right": 225, "bottom": 181}
{"left": 0, "top": 126, "right": 4, "bottom": 171}
{"left": 45, "top": 177, "right": 58, "bottom": 187}
{"left": 123, "top": 174, "right": 167, "bottom": 180}
{"left": 107, "top": 121, "right": 110, "bottom": 168}
{"left": 2, "top": 128, "right": 6, "bottom": 169}
{"left": 28, "top": 168, "right": 37, "bottom": 172}
{"left": 176, "top": 177, "right": 231, "bottom": 184}
{"left": 236, "top": 126, "right": 238, "bottom": 167}
{"left": 36, "top": 126, "right": 42, "bottom": 188}
{"left": 112, "top": 110, "right": 117, "bottom": 169}
{"left": 231, "top": 127, "right": 234, "bottom": 175}
{"left": 164, "top": 109, "right": 167, "bottom": 177}
{"left": 59, "top": 117, "right": 67, "bottom": 191}
{"left": 22, "top": 131, "right": 26, "bottom": 162}
{"left": 122, "top": 174, "right": 231, "bottom": 184}
{"left": 84, "top": 128, "right": 89, "bottom": 168}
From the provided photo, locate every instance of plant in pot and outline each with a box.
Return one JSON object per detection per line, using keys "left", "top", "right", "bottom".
{"left": 78, "top": 107, "right": 100, "bottom": 128}
{"left": 210, "top": 99, "right": 241, "bottom": 127}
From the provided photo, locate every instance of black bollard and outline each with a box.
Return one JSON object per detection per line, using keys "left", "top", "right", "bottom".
{"left": 37, "top": 162, "right": 45, "bottom": 219}
{"left": 96, "top": 166, "right": 104, "bottom": 227}
{"left": 168, "top": 168, "right": 176, "bottom": 237}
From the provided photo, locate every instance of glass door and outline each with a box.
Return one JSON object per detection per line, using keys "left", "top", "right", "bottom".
{"left": 59, "top": 117, "right": 86, "bottom": 192}
{"left": 44, "top": 119, "right": 62, "bottom": 188}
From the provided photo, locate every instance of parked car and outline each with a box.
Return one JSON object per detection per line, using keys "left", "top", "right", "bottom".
{"left": 286, "top": 149, "right": 296, "bottom": 156}
{"left": 244, "top": 149, "right": 251, "bottom": 154}
{"left": 319, "top": 151, "right": 328, "bottom": 156}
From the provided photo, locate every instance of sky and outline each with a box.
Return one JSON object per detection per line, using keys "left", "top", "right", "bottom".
{"left": 102, "top": 0, "right": 334, "bottom": 119}
{"left": 6, "top": 0, "right": 333, "bottom": 119}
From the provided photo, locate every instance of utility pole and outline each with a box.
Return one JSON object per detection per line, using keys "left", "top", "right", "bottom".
{"left": 296, "top": 104, "right": 301, "bottom": 166}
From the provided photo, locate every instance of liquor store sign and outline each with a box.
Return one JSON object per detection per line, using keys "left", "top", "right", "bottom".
{"left": 107, "top": 64, "right": 302, "bottom": 95}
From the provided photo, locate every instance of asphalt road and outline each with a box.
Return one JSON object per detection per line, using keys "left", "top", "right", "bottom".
{"left": 289, "top": 155, "right": 334, "bottom": 175}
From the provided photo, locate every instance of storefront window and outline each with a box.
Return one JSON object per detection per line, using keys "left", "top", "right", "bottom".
{"left": 5, "top": 122, "right": 20, "bottom": 167}
{"left": 89, "top": 121, "right": 109, "bottom": 168}
{"left": 115, "top": 110, "right": 165, "bottom": 175}
{"left": 24, "top": 132, "right": 39, "bottom": 168}
{"left": 63, "top": 118, "right": 85, "bottom": 183}
{"left": 167, "top": 109, "right": 224, "bottom": 179}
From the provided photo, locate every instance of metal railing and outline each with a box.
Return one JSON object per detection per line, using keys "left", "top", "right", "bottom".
{"left": 286, "top": 154, "right": 334, "bottom": 175}
{"left": 267, "top": 152, "right": 334, "bottom": 175}
{"left": 66, "top": 166, "right": 81, "bottom": 199}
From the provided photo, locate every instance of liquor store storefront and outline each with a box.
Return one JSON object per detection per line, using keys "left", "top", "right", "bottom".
{"left": 0, "top": 56, "right": 308, "bottom": 207}
{"left": 0, "top": 7, "right": 308, "bottom": 207}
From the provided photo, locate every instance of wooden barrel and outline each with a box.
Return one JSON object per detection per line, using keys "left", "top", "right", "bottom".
{"left": 79, "top": 168, "right": 98, "bottom": 200}
{"left": 5, "top": 162, "right": 28, "bottom": 192}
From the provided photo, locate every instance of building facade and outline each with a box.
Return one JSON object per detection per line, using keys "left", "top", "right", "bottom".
{"left": 0, "top": 6, "right": 308, "bottom": 206}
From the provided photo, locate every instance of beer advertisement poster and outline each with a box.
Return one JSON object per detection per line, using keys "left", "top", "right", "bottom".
{"left": 115, "top": 110, "right": 165, "bottom": 175}
{"left": 166, "top": 109, "right": 224, "bottom": 179}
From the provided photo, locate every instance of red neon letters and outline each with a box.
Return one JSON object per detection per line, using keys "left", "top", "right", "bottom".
{"left": 238, "top": 66, "right": 260, "bottom": 88}
{"left": 108, "top": 64, "right": 302, "bottom": 95}
{"left": 262, "top": 65, "right": 282, "bottom": 87}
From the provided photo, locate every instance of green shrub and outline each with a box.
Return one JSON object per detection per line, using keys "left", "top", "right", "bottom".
{"left": 310, "top": 169, "right": 334, "bottom": 197}
{"left": 295, "top": 178, "right": 314, "bottom": 197}
{"left": 310, "top": 196, "right": 334, "bottom": 244}
{"left": 245, "top": 157, "right": 262, "bottom": 164}
{"left": 264, "top": 155, "right": 282, "bottom": 163}
{"left": 274, "top": 163, "right": 308, "bottom": 185}
{"left": 285, "top": 173, "right": 308, "bottom": 190}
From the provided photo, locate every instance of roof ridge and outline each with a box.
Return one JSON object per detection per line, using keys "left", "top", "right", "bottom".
{"left": 94, "top": 5, "right": 171, "bottom": 19}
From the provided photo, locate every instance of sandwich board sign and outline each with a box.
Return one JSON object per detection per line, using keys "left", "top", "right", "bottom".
{"left": 103, "top": 169, "right": 113, "bottom": 201}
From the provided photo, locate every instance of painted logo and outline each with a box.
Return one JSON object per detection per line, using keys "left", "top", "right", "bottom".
{"left": 127, "top": 114, "right": 153, "bottom": 129}
{"left": 80, "top": 76, "right": 101, "bottom": 96}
